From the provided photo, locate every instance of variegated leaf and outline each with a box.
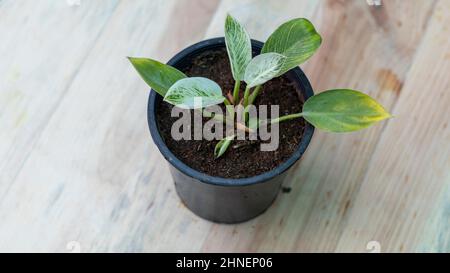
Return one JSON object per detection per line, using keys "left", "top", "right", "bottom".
{"left": 302, "top": 89, "right": 392, "bottom": 132}
{"left": 127, "top": 57, "right": 186, "bottom": 96}
{"left": 262, "top": 18, "right": 322, "bottom": 76}
{"left": 225, "top": 14, "right": 252, "bottom": 81}
{"left": 164, "top": 77, "right": 225, "bottom": 109}
{"left": 244, "top": 53, "right": 286, "bottom": 88}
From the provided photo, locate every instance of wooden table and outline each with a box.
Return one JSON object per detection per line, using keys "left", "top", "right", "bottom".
{"left": 0, "top": 0, "right": 449, "bottom": 253}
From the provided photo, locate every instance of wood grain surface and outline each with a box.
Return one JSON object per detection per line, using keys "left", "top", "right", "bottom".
{"left": 0, "top": 0, "right": 448, "bottom": 252}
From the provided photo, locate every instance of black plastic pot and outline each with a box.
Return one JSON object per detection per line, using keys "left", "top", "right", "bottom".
{"left": 147, "top": 37, "right": 314, "bottom": 224}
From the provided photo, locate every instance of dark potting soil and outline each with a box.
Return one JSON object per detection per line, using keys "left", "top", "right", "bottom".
{"left": 156, "top": 48, "right": 305, "bottom": 179}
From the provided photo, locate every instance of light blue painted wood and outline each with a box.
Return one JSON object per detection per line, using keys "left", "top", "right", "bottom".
{"left": 418, "top": 181, "right": 450, "bottom": 252}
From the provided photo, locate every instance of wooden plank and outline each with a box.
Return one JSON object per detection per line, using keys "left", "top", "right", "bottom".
{"left": 336, "top": 0, "right": 450, "bottom": 252}
{"left": 205, "top": 0, "right": 319, "bottom": 40}
{"left": 282, "top": 0, "right": 439, "bottom": 253}
{"left": 417, "top": 182, "right": 450, "bottom": 252}
{"left": 156, "top": 0, "right": 221, "bottom": 61}
{"left": 0, "top": 0, "right": 120, "bottom": 194}
{"left": 0, "top": 0, "right": 220, "bottom": 252}
{"left": 200, "top": 0, "right": 438, "bottom": 252}
{"left": 1, "top": 0, "right": 448, "bottom": 253}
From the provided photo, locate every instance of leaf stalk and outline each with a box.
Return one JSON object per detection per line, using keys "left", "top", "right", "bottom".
{"left": 243, "top": 86, "right": 252, "bottom": 107}
{"left": 270, "top": 112, "right": 303, "bottom": 124}
{"left": 248, "top": 85, "right": 262, "bottom": 105}
{"left": 232, "top": 81, "right": 241, "bottom": 104}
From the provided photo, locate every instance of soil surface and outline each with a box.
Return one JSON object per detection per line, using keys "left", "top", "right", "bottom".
{"left": 156, "top": 48, "right": 305, "bottom": 178}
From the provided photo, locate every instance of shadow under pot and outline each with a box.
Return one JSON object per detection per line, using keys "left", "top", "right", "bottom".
{"left": 147, "top": 37, "right": 314, "bottom": 224}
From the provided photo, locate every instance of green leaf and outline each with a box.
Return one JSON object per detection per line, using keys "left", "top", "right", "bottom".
{"left": 214, "top": 135, "right": 235, "bottom": 158}
{"left": 128, "top": 57, "right": 186, "bottom": 96}
{"left": 244, "top": 53, "right": 286, "bottom": 88}
{"left": 302, "top": 89, "right": 392, "bottom": 132}
{"left": 164, "top": 77, "right": 225, "bottom": 109}
{"left": 225, "top": 14, "right": 252, "bottom": 81}
{"left": 262, "top": 18, "right": 322, "bottom": 76}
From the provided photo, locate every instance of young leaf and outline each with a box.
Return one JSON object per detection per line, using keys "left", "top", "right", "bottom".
{"left": 261, "top": 18, "right": 322, "bottom": 76}
{"left": 127, "top": 57, "right": 186, "bottom": 96}
{"left": 302, "top": 89, "right": 392, "bottom": 132}
{"left": 225, "top": 14, "right": 252, "bottom": 81}
{"left": 244, "top": 53, "right": 286, "bottom": 88}
{"left": 214, "top": 135, "right": 235, "bottom": 158}
{"left": 164, "top": 77, "right": 225, "bottom": 109}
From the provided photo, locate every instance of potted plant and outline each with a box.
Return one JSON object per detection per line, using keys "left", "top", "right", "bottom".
{"left": 128, "top": 15, "right": 391, "bottom": 223}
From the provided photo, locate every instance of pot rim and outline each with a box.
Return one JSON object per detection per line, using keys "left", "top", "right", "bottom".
{"left": 147, "top": 37, "right": 315, "bottom": 187}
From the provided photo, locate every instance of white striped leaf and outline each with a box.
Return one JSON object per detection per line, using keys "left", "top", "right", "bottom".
{"left": 244, "top": 53, "right": 286, "bottom": 88}
{"left": 225, "top": 14, "right": 252, "bottom": 81}
{"left": 164, "top": 77, "right": 224, "bottom": 109}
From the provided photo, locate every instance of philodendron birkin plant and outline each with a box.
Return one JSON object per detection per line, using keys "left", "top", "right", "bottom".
{"left": 129, "top": 15, "right": 391, "bottom": 159}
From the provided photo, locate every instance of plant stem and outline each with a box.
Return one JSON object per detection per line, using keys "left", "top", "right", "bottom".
{"left": 242, "top": 86, "right": 252, "bottom": 125}
{"left": 225, "top": 104, "right": 235, "bottom": 121}
{"left": 232, "top": 81, "right": 241, "bottom": 104}
{"left": 248, "top": 85, "right": 262, "bottom": 105}
{"left": 236, "top": 122, "right": 254, "bottom": 133}
{"left": 243, "top": 86, "right": 251, "bottom": 107}
{"left": 270, "top": 113, "right": 303, "bottom": 124}
{"left": 223, "top": 98, "right": 231, "bottom": 106}
{"left": 226, "top": 92, "right": 235, "bottom": 104}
